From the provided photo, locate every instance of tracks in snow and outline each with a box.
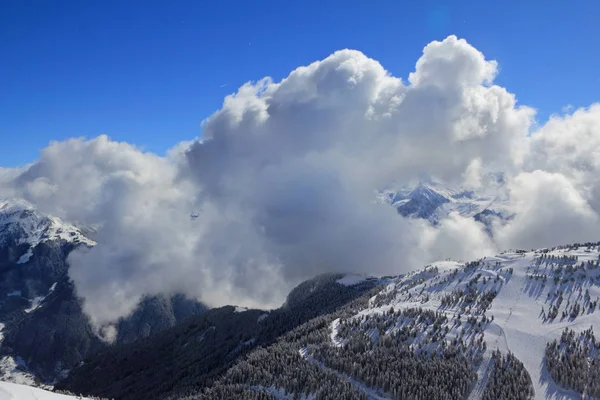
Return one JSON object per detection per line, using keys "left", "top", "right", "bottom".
{"left": 299, "top": 346, "right": 391, "bottom": 400}
{"left": 468, "top": 267, "right": 525, "bottom": 400}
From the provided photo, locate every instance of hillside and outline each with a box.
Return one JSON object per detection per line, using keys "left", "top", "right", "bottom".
{"left": 89, "top": 242, "right": 599, "bottom": 400}
{"left": 185, "top": 242, "right": 600, "bottom": 400}
{"left": 57, "top": 274, "right": 380, "bottom": 400}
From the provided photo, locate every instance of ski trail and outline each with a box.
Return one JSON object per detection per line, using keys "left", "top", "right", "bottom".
{"left": 299, "top": 346, "right": 391, "bottom": 400}
{"left": 467, "top": 351, "right": 494, "bottom": 400}
{"left": 468, "top": 264, "right": 525, "bottom": 400}
{"left": 330, "top": 318, "right": 343, "bottom": 347}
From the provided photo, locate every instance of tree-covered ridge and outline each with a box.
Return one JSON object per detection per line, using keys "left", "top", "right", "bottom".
{"left": 312, "top": 311, "right": 478, "bottom": 399}
{"left": 189, "top": 290, "right": 376, "bottom": 399}
{"left": 546, "top": 327, "right": 600, "bottom": 397}
{"left": 191, "top": 284, "right": 480, "bottom": 399}
{"left": 334, "top": 306, "right": 489, "bottom": 362}
{"left": 58, "top": 274, "right": 380, "bottom": 400}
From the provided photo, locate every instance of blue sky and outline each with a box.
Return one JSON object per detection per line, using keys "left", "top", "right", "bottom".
{"left": 1, "top": 0, "right": 599, "bottom": 167}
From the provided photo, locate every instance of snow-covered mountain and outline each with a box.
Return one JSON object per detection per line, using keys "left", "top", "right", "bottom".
{"left": 378, "top": 178, "right": 511, "bottom": 232}
{"left": 334, "top": 243, "right": 600, "bottom": 399}
{"left": 0, "top": 200, "right": 95, "bottom": 264}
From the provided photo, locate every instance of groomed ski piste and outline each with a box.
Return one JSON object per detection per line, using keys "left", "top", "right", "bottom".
{"left": 324, "top": 244, "right": 600, "bottom": 399}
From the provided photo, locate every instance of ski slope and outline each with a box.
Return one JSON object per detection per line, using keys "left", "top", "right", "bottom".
{"left": 339, "top": 244, "right": 600, "bottom": 399}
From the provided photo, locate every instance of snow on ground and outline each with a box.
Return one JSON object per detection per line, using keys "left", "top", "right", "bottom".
{"left": 24, "top": 282, "right": 57, "bottom": 313}
{"left": 0, "top": 323, "right": 38, "bottom": 386}
{"left": 336, "top": 274, "right": 368, "bottom": 286}
{"left": 5, "top": 291, "right": 21, "bottom": 297}
{"left": 257, "top": 313, "right": 269, "bottom": 323}
{"left": 0, "top": 381, "right": 92, "bottom": 400}
{"left": 428, "top": 260, "right": 463, "bottom": 272}
{"left": 329, "top": 318, "right": 343, "bottom": 347}
{"left": 484, "top": 249, "right": 600, "bottom": 400}
{"left": 0, "top": 356, "right": 36, "bottom": 386}
{"left": 249, "top": 385, "right": 316, "bottom": 400}
{"left": 198, "top": 326, "right": 216, "bottom": 343}
{"left": 298, "top": 345, "right": 390, "bottom": 400}
{"left": 234, "top": 306, "right": 248, "bottom": 313}
{"left": 17, "top": 248, "right": 34, "bottom": 264}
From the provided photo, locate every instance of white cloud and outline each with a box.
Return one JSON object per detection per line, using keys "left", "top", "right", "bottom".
{"left": 1, "top": 36, "right": 599, "bottom": 327}
{"left": 416, "top": 212, "right": 496, "bottom": 262}
{"left": 495, "top": 170, "right": 599, "bottom": 250}
{"left": 494, "top": 105, "right": 600, "bottom": 250}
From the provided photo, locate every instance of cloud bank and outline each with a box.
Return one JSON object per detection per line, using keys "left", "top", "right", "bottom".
{"left": 2, "top": 36, "right": 600, "bottom": 327}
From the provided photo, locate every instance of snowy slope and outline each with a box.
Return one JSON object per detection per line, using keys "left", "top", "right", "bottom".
{"left": 329, "top": 243, "right": 600, "bottom": 399}
{"left": 0, "top": 381, "right": 92, "bottom": 400}
{"left": 0, "top": 200, "right": 95, "bottom": 263}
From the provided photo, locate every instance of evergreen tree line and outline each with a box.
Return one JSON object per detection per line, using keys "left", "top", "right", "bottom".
{"left": 545, "top": 327, "right": 600, "bottom": 397}
{"left": 57, "top": 274, "right": 380, "bottom": 400}
{"left": 188, "top": 283, "right": 483, "bottom": 399}
{"left": 313, "top": 331, "right": 476, "bottom": 400}
{"left": 481, "top": 350, "right": 534, "bottom": 400}
{"left": 186, "top": 289, "right": 378, "bottom": 399}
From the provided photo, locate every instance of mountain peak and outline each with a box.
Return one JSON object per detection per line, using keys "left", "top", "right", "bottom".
{"left": 380, "top": 179, "right": 507, "bottom": 227}
{"left": 0, "top": 199, "right": 95, "bottom": 264}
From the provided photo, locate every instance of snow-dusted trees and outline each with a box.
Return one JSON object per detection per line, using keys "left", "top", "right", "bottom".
{"left": 546, "top": 327, "right": 600, "bottom": 397}
{"left": 314, "top": 336, "right": 476, "bottom": 399}
{"left": 482, "top": 350, "right": 534, "bottom": 400}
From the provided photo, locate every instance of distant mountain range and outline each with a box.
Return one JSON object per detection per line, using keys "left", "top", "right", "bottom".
{"left": 378, "top": 177, "right": 511, "bottom": 234}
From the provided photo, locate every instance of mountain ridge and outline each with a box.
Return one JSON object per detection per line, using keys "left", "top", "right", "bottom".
{"left": 58, "top": 241, "right": 600, "bottom": 400}
{"left": 378, "top": 178, "right": 511, "bottom": 232}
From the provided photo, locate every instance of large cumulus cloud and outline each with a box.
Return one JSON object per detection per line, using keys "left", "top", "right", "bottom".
{"left": 1, "top": 35, "right": 599, "bottom": 328}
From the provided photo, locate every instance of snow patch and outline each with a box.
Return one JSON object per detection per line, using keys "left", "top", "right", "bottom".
{"left": 330, "top": 318, "right": 343, "bottom": 347}
{"left": 336, "top": 274, "right": 368, "bottom": 286}
{"left": 0, "top": 356, "right": 37, "bottom": 387}
{"left": 198, "top": 326, "right": 216, "bottom": 342}
{"left": 249, "top": 385, "right": 315, "bottom": 400}
{"left": 234, "top": 306, "right": 248, "bottom": 313}
{"left": 24, "top": 282, "right": 57, "bottom": 313}
{"left": 17, "top": 248, "right": 33, "bottom": 264}
{"left": 257, "top": 313, "right": 269, "bottom": 323}
{"left": 0, "top": 381, "right": 93, "bottom": 400}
